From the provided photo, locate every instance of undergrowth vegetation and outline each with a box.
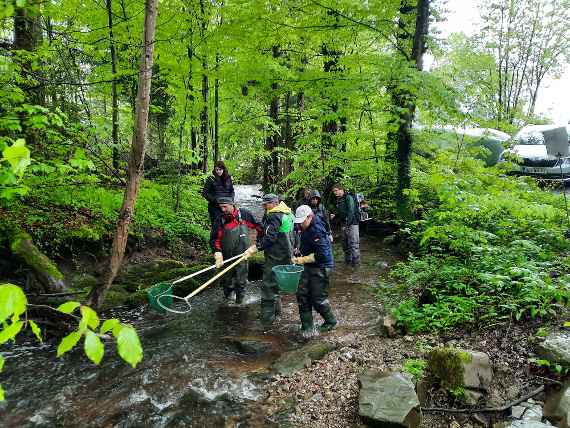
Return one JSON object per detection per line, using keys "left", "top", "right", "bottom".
{"left": 388, "top": 147, "right": 570, "bottom": 333}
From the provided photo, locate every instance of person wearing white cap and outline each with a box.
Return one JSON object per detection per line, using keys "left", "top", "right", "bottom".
{"left": 292, "top": 205, "right": 337, "bottom": 337}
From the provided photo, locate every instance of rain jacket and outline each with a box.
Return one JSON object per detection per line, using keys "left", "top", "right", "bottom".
{"left": 335, "top": 193, "right": 359, "bottom": 226}
{"left": 210, "top": 207, "right": 262, "bottom": 254}
{"left": 257, "top": 202, "right": 295, "bottom": 262}
{"left": 202, "top": 175, "right": 235, "bottom": 204}
{"left": 308, "top": 190, "right": 332, "bottom": 234}
{"left": 299, "top": 216, "right": 334, "bottom": 269}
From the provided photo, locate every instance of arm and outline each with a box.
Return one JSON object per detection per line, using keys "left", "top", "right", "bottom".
{"left": 257, "top": 215, "right": 281, "bottom": 251}
{"left": 241, "top": 209, "right": 263, "bottom": 237}
{"left": 202, "top": 176, "right": 216, "bottom": 203}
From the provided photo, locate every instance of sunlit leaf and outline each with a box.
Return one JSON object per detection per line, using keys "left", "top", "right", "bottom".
{"left": 57, "top": 331, "right": 81, "bottom": 357}
{"left": 57, "top": 301, "right": 80, "bottom": 314}
{"left": 116, "top": 325, "right": 142, "bottom": 368}
{"left": 0, "top": 284, "right": 27, "bottom": 324}
{"left": 0, "top": 321, "right": 23, "bottom": 345}
{"left": 80, "top": 306, "right": 99, "bottom": 330}
{"left": 84, "top": 331, "right": 104, "bottom": 365}
{"left": 100, "top": 319, "right": 120, "bottom": 334}
{"left": 29, "top": 320, "right": 43, "bottom": 344}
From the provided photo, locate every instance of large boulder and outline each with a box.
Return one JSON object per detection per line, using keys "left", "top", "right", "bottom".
{"left": 271, "top": 342, "right": 336, "bottom": 377}
{"left": 544, "top": 381, "right": 570, "bottom": 428}
{"left": 536, "top": 334, "right": 570, "bottom": 366}
{"left": 358, "top": 370, "right": 421, "bottom": 428}
{"left": 427, "top": 348, "right": 492, "bottom": 391}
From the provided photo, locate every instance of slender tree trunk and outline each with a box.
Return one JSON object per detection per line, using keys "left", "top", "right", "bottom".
{"left": 106, "top": 0, "right": 120, "bottom": 170}
{"left": 263, "top": 45, "right": 281, "bottom": 191}
{"left": 213, "top": 53, "right": 220, "bottom": 163}
{"left": 88, "top": 0, "right": 159, "bottom": 309}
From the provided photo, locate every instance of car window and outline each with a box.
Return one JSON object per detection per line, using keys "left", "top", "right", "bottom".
{"left": 516, "top": 131, "right": 545, "bottom": 145}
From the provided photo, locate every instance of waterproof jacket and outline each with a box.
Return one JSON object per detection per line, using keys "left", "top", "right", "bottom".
{"left": 202, "top": 174, "right": 235, "bottom": 205}
{"left": 257, "top": 202, "right": 295, "bottom": 263}
{"left": 299, "top": 216, "right": 334, "bottom": 268}
{"left": 308, "top": 191, "right": 331, "bottom": 234}
{"left": 335, "top": 193, "right": 359, "bottom": 226}
{"left": 210, "top": 207, "right": 262, "bottom": 255}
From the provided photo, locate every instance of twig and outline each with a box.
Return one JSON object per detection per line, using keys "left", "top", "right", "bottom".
{"left": 27, "top": 304, "right": 81, "bottom": 321}
{"left": 421, "top": 385, "right": 545, "bottom": 414}
{"left": 29, "top": 291, "right": 87, "bottom": 297}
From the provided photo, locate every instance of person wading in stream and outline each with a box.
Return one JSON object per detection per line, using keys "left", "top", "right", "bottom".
{"left": 292, "top": 205, "right": 337, "bottom": 337}
{"left": 248, "top": 193, "right": 295, "bottom": 325}
{"left": 202, "top": 161, "right": 235, "bottom": 225}
{"left": 210, "top": 197, "right": 262, "bottom": 304}
{"left": 330, "top": 183, "right": 360, "bottom": 269}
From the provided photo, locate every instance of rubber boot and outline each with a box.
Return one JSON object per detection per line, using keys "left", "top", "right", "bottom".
{"left": 235, "top": 292, "right": 245, "bottom": 305}
{"left": 319, "top": 308, "right": 337, "bottom": 332}
{"left": 224, "top": 288, "right": 235, "bottom": 302}
{"left": 260, "top": 300, "right": 276, "bottom": 326}
{"left": 300, "top": 311, "right": 314, "bottom": 338}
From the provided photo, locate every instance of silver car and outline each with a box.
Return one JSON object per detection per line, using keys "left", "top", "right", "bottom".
{"left": 501, "top": 124, "right": 570, "bottom": 180}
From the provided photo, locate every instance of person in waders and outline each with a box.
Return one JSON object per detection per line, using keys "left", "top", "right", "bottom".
{"left": 210, "top": 197, "right": 262, "bottom": 304}
{"left": 251, "top": 193, "right": 295, "bottom": 325}
{"left": 330, "top": 183, "right": 360, "bottom": 269}
{"left": 292, "top": 205, "right": 337, "bottom": 337}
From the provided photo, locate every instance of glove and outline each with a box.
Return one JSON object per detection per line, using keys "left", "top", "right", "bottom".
{"left": 292, "top": 253, "right": 316, "bottom": 265}
{"left": 243, "top": 245, "right": 258, "bottom": 260}
{"left": 214, "top": 252, "right": 223, "bottom": 269}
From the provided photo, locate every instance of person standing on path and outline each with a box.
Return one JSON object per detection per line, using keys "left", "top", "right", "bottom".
{"left": 202, "top": 161, "right": 235, "bottom": 225}
{"left": 253, "top": 193, "right": 295, "bottom": 325}
{"left": 292, "top": 205, "right": 337, "bottom": 337}
{"left": 210, "top": 197, "right": 262, "bottom": 304}
{"left": 330, "top": 183, "right": 360, "bottom": 268}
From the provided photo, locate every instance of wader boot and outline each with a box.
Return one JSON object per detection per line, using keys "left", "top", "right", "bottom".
{"left": 235, "top": 291, "right": 245, "bottom": 305}
{"left": 260, "top": 299, "right": 276, "bottom": 325}
{"left": 300, "top": 311, "right": 315, "bottom": 338}
{"left": 320, "top": 308, "right": 337, "bottom": 332}
{"left": 274, "top": 297, "right": 282, "bottom": 316}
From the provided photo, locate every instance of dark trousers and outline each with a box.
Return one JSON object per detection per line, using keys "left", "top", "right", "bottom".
{"left": 296, "top": 266, "right": 332, "bottom": 316}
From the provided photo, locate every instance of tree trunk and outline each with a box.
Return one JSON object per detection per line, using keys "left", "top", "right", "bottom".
{"left": 88, "top": 0, "right": 159, "bottom": 309}
{"left": 199, "top": 0, "right": 209, "bottom": 173}
{"left": 106, "top": 0, "right": 120, "bottom": 170}
{"left": 263, "top": 45, "right": 281, "bottom": 191}
{"left": 214, "top": 53, "right": 220, "bottom": 163}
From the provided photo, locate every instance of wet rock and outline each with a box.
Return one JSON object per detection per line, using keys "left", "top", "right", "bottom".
{"left": 544, "top": 381, "right": 570, "bottom": 428}
{"left": 358, "top": 370, "right": 421, "bottom": 428}
{"left": 536, "top": 334, "right": 570, "bottom": 366}
{"left": 464, "top": 389, "right": 484, "bottom": 405}
{"left": 462, "top": 350, "right": 493, "bottom": 391}
{"left": 501, "top": 422, "right": 553, "bottom": 428}
{"left": 271, "top": 342, "right": 336, "bottom": 377}
{"left": 230, "top": 338, "right": 273, "bottom": 355}
{"left": 511, "top": 400, "right": 543, "bottom": 422}
{"left": 378, "top": 314, "right": 398, "bottom": 338}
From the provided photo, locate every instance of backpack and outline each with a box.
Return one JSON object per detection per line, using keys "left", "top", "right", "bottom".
{"left": 350, "top": 192, "right": 370, "bottom": 222}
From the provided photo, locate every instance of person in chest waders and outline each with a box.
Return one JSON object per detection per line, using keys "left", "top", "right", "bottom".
{"left": 210, "top": 197, "right": 262, "bottom": 304}
{"left": 247, "top": 193, "right": 295, "bottom": 325}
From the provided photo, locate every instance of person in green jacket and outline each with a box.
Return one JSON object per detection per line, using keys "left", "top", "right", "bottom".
{"left": 253, "top": 193, "right": 295, "bottom": 325}
{"left": 331, "top": 183, "right": 360, "bottom": 268}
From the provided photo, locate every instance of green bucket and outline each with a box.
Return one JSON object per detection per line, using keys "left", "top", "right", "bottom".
{"left": 272, "top": 264, "right": 304, "bottom": 294}
{"left": 147, "top": 281, "right": 173, "bottom": 313}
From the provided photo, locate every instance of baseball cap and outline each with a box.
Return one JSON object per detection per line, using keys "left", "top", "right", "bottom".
{"left": 294, "top": 205, "right": 313, "bottom": 223}
{"left": 216, "top": 196, "right": 234, "bottom": 204}
{"left": 261, "top": 193, "right": 279, "bottom": 204}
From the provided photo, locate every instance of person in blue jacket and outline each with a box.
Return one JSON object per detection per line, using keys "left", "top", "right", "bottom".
{"left": 292, "top": 205, "right": 337, "bottom": 337}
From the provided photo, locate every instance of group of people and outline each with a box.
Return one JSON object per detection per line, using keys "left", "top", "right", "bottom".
{"left": 202, "top": 161, "right": 362, "bottom": 337}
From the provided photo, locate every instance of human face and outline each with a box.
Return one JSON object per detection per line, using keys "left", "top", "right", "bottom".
{"left": 214, "top": 166, "right": 224, "bottom": 176}
{"left": 300, "top": 214, "right": 313, "bottom": 230}
{"left": 332, "top": 187, "right": 344, "bottom": 198}
{"left": 310, "top": 197, "right": 319, "bottom": 207}
{"left": 262, "top": 201, "right": 278, "bottom": 211}
{"left": 219, "top": 203, "right": 234, "bottom": 214}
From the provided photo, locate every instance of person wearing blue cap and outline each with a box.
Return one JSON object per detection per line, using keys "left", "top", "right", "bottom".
{"left": 247, "top": 193, "right": 295, "bottom": 325}
{"left": 292, "top": 205, "right": 337, "bottom": 337}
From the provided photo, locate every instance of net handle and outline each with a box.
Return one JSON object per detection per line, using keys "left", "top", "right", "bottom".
{"left": 183, "top": 254, "right": 248, "bottom": 300}
{"left": 171, "top": 253, "right": 243, "bottom": 285}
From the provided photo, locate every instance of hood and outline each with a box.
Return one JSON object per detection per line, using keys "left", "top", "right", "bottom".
{"left": 510, "top": 144, "right": 555, "bottom": 161}
{"left": 309, "top": 190, "right": 321, "bottom": 200}
{"left": 267, "top": 201, "right": 292, "bottom": 215}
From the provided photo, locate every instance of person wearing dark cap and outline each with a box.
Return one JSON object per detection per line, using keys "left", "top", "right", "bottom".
{"left": 210, "top": 197, "right": 262, "bottom": 304}
{"left": 308, "top": 190, "right": 332, "bottom": 240}
{"left": 292, "top": 205, "right": 337, "bottom": 337}
{"left": 202, "top": 161, "right": 235, "bottom": 225}
{"left": 253, "top": 193, "right": 295, "bottom": 325}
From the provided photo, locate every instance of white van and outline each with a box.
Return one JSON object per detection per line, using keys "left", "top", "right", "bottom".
{"left": 501, "top": 124, "right": 570, "bottom": 180}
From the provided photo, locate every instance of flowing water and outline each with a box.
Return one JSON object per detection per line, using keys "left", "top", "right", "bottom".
{"left": 0, "top": 185, "right": 399, "bottom": 427}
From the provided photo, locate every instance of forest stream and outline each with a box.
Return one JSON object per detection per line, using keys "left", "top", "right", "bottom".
{"left": 0, "top": 185, "right": 400, "bottom": 428}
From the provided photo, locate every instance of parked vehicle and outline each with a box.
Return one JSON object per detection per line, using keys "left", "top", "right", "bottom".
{"left": 500, "top": 124, "right": 570, "bottom": 181}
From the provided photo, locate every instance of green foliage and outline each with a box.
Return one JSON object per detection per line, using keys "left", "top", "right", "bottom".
{"left": 529, "top": 358, "right": 570, "bottom": 376}
{"left": 427, "top": 347, "right": 466, "bottom": 390}
{"left": 390, "top": 148, "right": 570, "bottom": 333}
{"left": 402, "top": 359, "right": 427, "bottom": 382}
{"left": 0, "top": 284, "right": 143, "bottom": 401}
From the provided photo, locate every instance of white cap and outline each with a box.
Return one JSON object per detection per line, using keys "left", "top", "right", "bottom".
{"left": 294, "top": 205, "right": 313, "bottom": 223}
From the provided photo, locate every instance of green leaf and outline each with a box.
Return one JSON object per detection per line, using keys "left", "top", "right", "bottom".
{"left": 57, "top": 331, "right": 81, "bottom": 357}
{"left": 100, "top": 319, "right": 120, "bottom": 334}
{"left": 57, "top": 301, "right": 81, "bottom": 314}
{"left": 84, "top": 331, "right": 104, "bottom": 365}
{"left": 116, "top": 325, "right": 142, "bottom": 368}
{"left": 80, "top": 306, "right": 99, "bottom": 330}
{"left": 563, "top": 321, "right": 570, "bottom": 328}
{"left": 16, "top": 0, "right": 26, "bottom": 7}
{"left": 0, "top": 321, "right": 23, "bottom": 345}
{"left": 0, "top": 384, "right": 4, "bottom": 401}
{"left": 0, "top": 354, "right": 4, "bottom": 371}
{"left": 29, "top": 320, "right": 43, "bottom": 344}
{"left": 2, "top": 139, "right": 31, "bottom": 179}
{"left": 0, "top": 284, "right": 27, "bottom": 324}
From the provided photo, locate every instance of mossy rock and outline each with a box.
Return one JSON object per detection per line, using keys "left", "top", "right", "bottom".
{"left": 70, "top": 273, "right": 99, "bottom": 290}
{"left": 427, "top": 347, "right": 470, "bottom": 389}
{"left": 118, "top": 261, "right": 209, "bottom": 292}
{"left": 101, "top": 289, "right": 131, "bottom": 309}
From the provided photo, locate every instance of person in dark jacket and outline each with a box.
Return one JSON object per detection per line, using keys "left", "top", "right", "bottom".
{"left": 253, "top": 193, "right": 295, "bottom": 325}
{"left": 330, "top": 183, "right": 360, "bottom": 267}
{"left": 202, "top": 161, "right": 235, "bottom": 224}
{"left": 210, "top": 197, "right": 262, "bottom": 304}
{"left": 292, "top": 205, "right": 337, "bottom": 337}
{"left": 308, "top": 190, "right": 332, "bottom": 239}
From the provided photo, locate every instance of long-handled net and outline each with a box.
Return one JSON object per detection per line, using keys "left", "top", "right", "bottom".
{"left": 155, "top": 252, "right": 248, "bottom": 314}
